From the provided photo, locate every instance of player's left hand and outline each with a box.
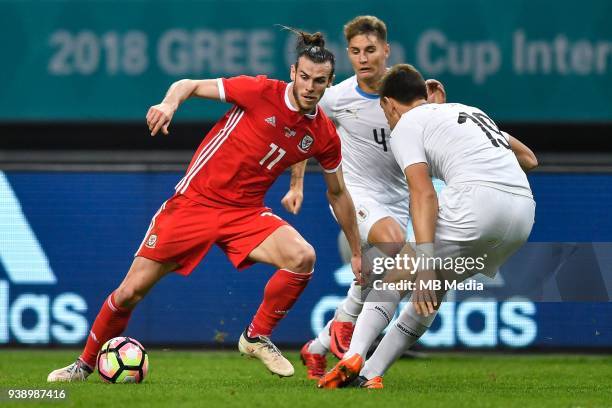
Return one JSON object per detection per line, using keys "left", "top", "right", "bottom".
{"left": 281, "top": 189, "right": 304, "bottom": 215}
{"left": 412, "top": 268, "right": 438, "bottom": 316}
{"left": 351, "top": 255, "right": 363, "bottom": 284}
{"left": 426, "top": 79, "right": 446, "bottom": 104}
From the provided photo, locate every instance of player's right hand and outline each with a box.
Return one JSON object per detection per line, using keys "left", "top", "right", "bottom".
{"left": 412, "top": 268, "right": 438, "bottom": 316}
{"left": 146, "top": 103, "right": 175, "bottom": 136}
{"left": 281, "top": 189, "right": 304, "bottom": 215}
{"left": 351, "top": 255, "right": 363, "bottom": 285}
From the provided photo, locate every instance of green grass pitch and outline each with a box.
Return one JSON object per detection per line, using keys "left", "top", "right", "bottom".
{"left": 1, "top": 350, "right": 611, "bottom": 407}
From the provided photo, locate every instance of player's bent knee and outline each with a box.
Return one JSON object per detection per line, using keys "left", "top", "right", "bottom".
{"left": 378, "top": 224, "right": 405, "bottom": 243}
{"left": 286, "top": 242, "right": 316, "bottom": 273}
{"left": 368, "top": 218, "right": 406, "bottom": 247}
{"left": 114, "top": 257, "right": 173, "bottom": 308}
{"left": 114, "top": 284, "right": 146, "bottom": 309}
{"left": 387, "top": 228, "right": 405, "bottom": 244}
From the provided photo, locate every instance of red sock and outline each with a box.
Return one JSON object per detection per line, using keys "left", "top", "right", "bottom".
{"left": 79, "top": 292, "right": 132, "bottom": 368}
{"left": 248, "top": 269, "right": 313, "bottom": 338}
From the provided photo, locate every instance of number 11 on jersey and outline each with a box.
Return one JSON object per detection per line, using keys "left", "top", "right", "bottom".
{"left": 259, "top": 143, "right": 286, "bottom": 170}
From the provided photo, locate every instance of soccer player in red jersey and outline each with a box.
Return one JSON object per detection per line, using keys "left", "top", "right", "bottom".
{"left": 47, "top": 30, "right": 362, "bottom": 381}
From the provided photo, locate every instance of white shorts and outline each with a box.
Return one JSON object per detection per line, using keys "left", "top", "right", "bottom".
{"left": 330, "top": 193, "right": 409, "bottom": 245}
{"left": 434, "top": 184, "right": 535, "bottom": 278}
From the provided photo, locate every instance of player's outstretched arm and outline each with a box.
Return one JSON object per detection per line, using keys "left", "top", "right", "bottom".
{"left": 406, "top": 163, "right": 438, "bottom": 246}
{"left": 405, "top": 162, "right": 439, "bottom": 316}
{"left": 146, "top": 79, "right": 221, "bottom": 136}
{"left": 504, "top": 132, "right": 538, "bottom": 172}
{"left": 281, "top": 160, "right": 307, "bottom": 215}
{"left": 323, "top": 167, "right": 362, "bottom": 282}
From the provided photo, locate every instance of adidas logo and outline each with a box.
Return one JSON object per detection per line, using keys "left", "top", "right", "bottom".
{"left": 0, "top": 171, "right": 88, "bottom": 345}
{"left": 265, "top": 116, "right": 276, "bottom": 127}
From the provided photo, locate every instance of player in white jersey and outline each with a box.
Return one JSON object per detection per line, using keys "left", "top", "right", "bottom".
{"left": 280, "top": 17, "right": 447, "bottom": 381}
{"left": 287, "top": 17, "right": 535, "bottom": 384}
{"left": 318, "top": 64, "right": 537, "bottom": 389}
{"left": 320, "top": 74, "right": 407, "bottom": 212}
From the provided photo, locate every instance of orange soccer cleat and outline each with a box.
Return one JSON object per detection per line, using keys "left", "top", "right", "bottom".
{"left": 360, "top": 376, "right": 384, "bottom": 389}
{"left": 329, "top": 320, "right": 355, "bottom": 359}
{"left": 317, "top": 353, "right": 364, "bottom": 389}
{"left": 300, "top": 341, "right": 327, "bottom": 380}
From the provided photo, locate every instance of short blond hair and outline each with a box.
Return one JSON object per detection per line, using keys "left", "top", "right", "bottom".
{"left": 343, "top": 15, "right": 387, "bottom": 42}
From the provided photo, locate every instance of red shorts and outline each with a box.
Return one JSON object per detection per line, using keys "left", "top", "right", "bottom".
{"left": 135, "top": 194, "right": 288, "bottom": 275}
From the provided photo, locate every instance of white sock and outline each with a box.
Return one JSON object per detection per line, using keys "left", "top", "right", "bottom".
{"left": 360, "top": 301, "right": 437, "bottom": 379}
{"left": 336, "top": 281, "right": 371, "bottom": 322}
{"left": 345, "top": 289, "right": 401, "bottom": 359}
{"left": 308, "top": 319, "right": 331, "bottom": 355}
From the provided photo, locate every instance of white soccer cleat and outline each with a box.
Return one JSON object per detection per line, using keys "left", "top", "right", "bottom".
{"left": 47, "top": 359, "right": 93, "bottom": 382}
{"left": 238, "top": 333, "right": 294, "bottom": 377}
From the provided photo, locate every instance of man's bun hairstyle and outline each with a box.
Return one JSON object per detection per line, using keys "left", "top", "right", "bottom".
{"left": 278, "top": 25, "right": 335, "bottom": 77}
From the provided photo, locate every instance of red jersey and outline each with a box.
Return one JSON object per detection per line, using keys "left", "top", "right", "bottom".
{"left": 174, "top": 75, "right": 342, "bottom": 207}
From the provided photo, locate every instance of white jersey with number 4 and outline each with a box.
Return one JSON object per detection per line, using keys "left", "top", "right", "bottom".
{"left": 390, "top": 103, "right": 532, "bottom": 198}
{"left": 319, "top": 76, "right": 407, "bottom": 204}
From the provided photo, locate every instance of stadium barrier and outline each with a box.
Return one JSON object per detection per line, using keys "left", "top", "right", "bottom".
{"left": 1, "top": 171, "right": 610, "bottom": 349}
